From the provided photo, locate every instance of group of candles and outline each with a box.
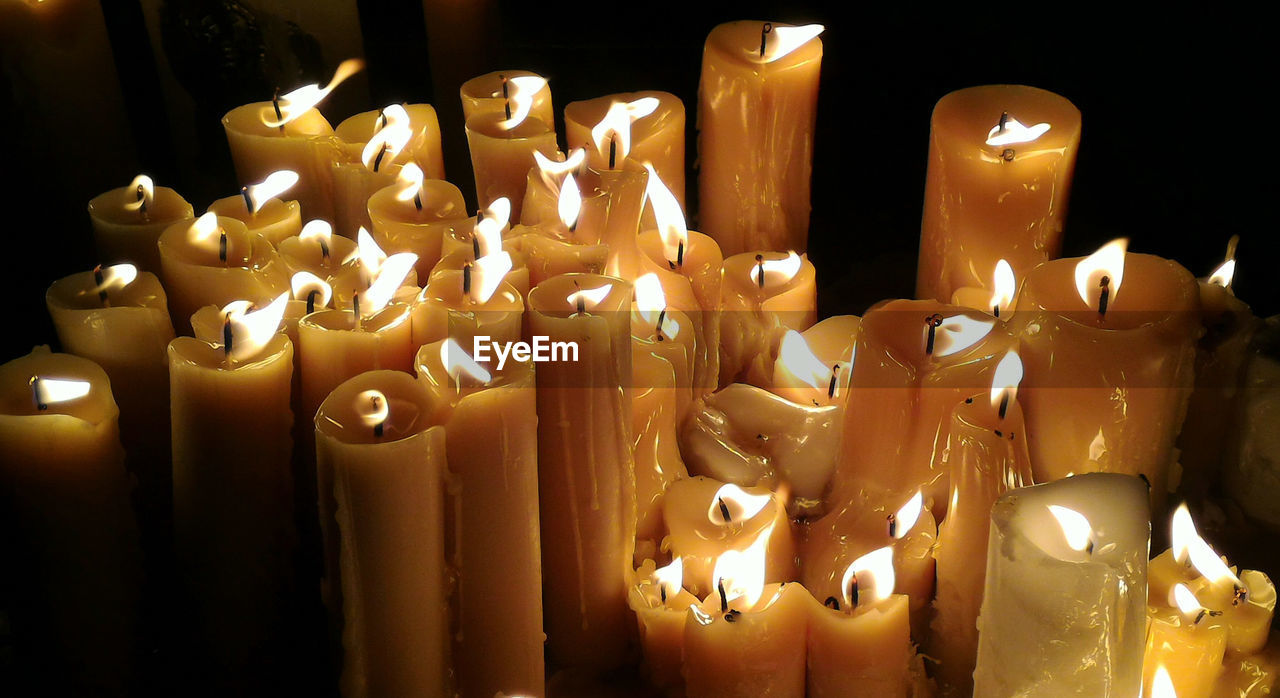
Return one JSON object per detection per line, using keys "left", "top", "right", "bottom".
{"left": 1, "top": 17, "right": 1276, "bottom": 698}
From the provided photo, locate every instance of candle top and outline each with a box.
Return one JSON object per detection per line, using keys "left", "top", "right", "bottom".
{"left": 417, "top": 268, "right": 522, "bottom": 311}
{"left": 88, "top": 182, "right": 193, "bottom": 226}
{"left": 278, "top": 228, "right": 358, "bottom": 277}
{"left": 315, "top": 369, "right": 436, "bottom": 445}
{"left": 460, "top": 70, "right": 554, "bottom": 126}
{"left": 157, "top": 215, "right": 264, "bottom": 269}
{"left": 1013, "top": 252, "right": 1200, "bottom": 330}
{"left": 932, "top": 84, "right": 1081, "bottom": 156}
{"left": 465, "top": 109, "right": 555, "bottom": 140}
{"left": 300, "top": 303, "right": 409, "bottom": 334}
{"left": 207, "top": 193, "right": 298, "bottom": 228}
{"left": 335, "top": 103, "right": 439, "bottom": 154}
{"left": 46, "top": 266, "right": 167, "bottom": 313}
{"left": 565, "top": 91, "right": 683, "bottom": 159}
{"left": 222, "top": 100, "right": 334, "bottom": 138}
{"left": 0, "top": 348, "right": 115, "bottom": 423}
{"left": 528, "top": 273, "right": 629, "bottom": 318}
{"left": 994, "top": 472, "right": 1149, "bottom": 566}
{"left": 370, "top": 175, "right": 467, "bottom": 225}
{"left": 707, "top": 20, "right": 824, "bottom": 67}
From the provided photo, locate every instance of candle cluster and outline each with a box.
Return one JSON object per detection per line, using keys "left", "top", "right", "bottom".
{"left": 2, "top": 18, "right": 1277, "bottom": 698}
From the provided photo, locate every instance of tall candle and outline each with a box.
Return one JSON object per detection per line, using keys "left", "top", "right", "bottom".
{"left": 368, "top": 167, "right": 470, "bottom": 279}
{"left": 698, "top": 21, "right": 824, "bottom": 255}
{"left": 718, "top": 250, "right": 816, "bottom": 386}
{"left": 917, "top": 84, "right": 1081, "bottom": 303}
{"left": 564, "top": 91, "right": 685, "bottom": 210}
{"left": 330, "top": 104, "right": 418, "bottom": 238}
{"left": 460, "top": 69, "right": 554, "bottom": 126}
{"left": 464, "top": 74, "right": 558, "bottom": 221}
{"left": 335, "top": 103, "right": 445, "bottom": 180}
{"left": 88, "top": 174, "right": 193, "bottom": 273}
{"left": 206, "top": 170, "right": 303, "bottom": 246}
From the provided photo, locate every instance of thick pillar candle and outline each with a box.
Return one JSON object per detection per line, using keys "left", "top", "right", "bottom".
{"left": 206, "top": 170, "right": 303, "bottom": 246}
{"left": 88, "top": 174, "right": 193, "bottom": 273}
{"left": 565, "top": 91, "right": 685, "bottom": 209}
{"left": 368, "top": 170, "right": 470, "bottom": 279}
{"left": 464, "top": 75, "right": 558, "bottom": 221}
{"left": 335, "top": 103, "right": 445, "bottom": 179}
{"left": 460, "top": 70, "right": 554, "bottom": 126}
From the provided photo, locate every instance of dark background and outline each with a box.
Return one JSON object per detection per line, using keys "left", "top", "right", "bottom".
{"left": 0, "top": 3, "right": 1273, "bottom": 363}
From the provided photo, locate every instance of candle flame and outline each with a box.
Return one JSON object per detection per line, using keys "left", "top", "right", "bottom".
{"left": 711, "top": 523, "right": 772, "bottom": 610}
{"left": 644, "top": 163, "right": 688, "bottom": 266}
{"left": 244, "top": 169, "right": 299, "bottom": 211}
{"left": 189, "top": 212, "right": 220, "bottom": 245}
{"left": 707, "top": 483, "right": 773, "bottom": 525}
{"left": 1170, "top": 583, "right": 1205, "bottom": 621}
{"left": 892, "top": 491, "right": 923, "bottom": 540}
{"left": 534, "top": 149, "right": 586, "bottom": 193}
{"left": 361, "top": 104, "right": 413, "bottom": 171}
{"left": 1208, "top": 259, "right": 1235, "bottom": 288}
{"left": 357, "top": 227, "right": 388, "bottom": 275}
{"left": 566, "top": 283, "right": 612, "bottom": 312}
{"left": 841, "top": 546, "right": 895, "bottom": 609}
{"left": 985, "top": 115, "right": 1051, "bottom": 147}
{"left": 653, "top": 558, "right": 683, "bottom": 602}
{"left": 991, "top": 259, "right": 1016, "bottom": 314}
{"left": 497, "top": 75, "right": 547, "bottom": 130}
{"left": 300, "top": 219, "right": 333, "bottom": 245}
{"left": 1151, "top": 666, "right": 1177, "bottom": 698}
{"left": 89, "top": 263, "right": 138, "bottom": 295}
{"left": 356, "top": 389, "right": 389, "bottom": 429}
{"left": 634, "top": 273, "right": 680, "bottom": 339}
{"left": 590, "top": 97, "right": 660, "bottom": 163}
{"left": 122, "top": 174, "right": 154, "bottom": 212}
{"left": 361, "top": 252, "right": 417, "bottom": 316}
{"left": 261, "top": 58, "right": 364, "bottom": 128}
{"left": 750, "top": 251, "right": 803, "bottom": 288}
{"left": 222, "top": 293, "right": 288, "bottom": 361}
{"left": 441, "top": 337, "right": 492, "bottom": 385}
{"left": 395, "top": 163, "right": 425, "bottom": 203}
{"left": 474, "top": 197, "right": 510, "bottom": 259}
{"left": 762, "top": 23, "right": 824, "bottom": 62}
{"left": 31, "top": 377, "right": 91, "bottom": 405}
{"left": 777, "top": 330, "right": 831, "bottom": 390}
{"left": 290, "top": 271, "right": 333, "bottom": 308}
{"left": 470, "top": 251, "right": 513, "bottom": 304}
{"left": 1170, "top": 503, "right": 1240, "bottom": 586}
{"left": 990, "top": 350, "right": 1024, "bottom": 410}
{"left": 931, "top": 314, "right": 995, "bottom": 358}
{"left": 557, "top": 172, "right": 582, "bottom": 230}
{"left": 1075, "top": 238, "right": 1128, "bottom": 309}
{"left": 1047, "top": 505, "right": 1093, "bottom": 553}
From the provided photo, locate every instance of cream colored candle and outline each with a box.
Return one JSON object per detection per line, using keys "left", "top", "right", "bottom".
{"left": 807, "top": 548, "right": 912, "bottom": 697}
{"left": 414, "top": 340, "right": 543, "bottom": 698}
{"left": 206, "top": 170, "right": 303, "bottom": 246}
{"left": 45, "top": 265, "right": 175, "bottom": 529}
{"left": 565, "top": 91, "right": 685, "bottom": 209}
{"left": 0, "top": 348, "right": 140, "bottom": 694}
{"left": 465, "top": 75, "right": 558, "bottom": 222}
{"left": 930, "top": 353, "right": 1034, "bottom": 697}
{"left": 330, "top": 104, "right": 417, "bottom": 238}
{"left": 628, "top": 559, "right": 701, "bottom": 693}
{"left": 156, "top": 213, "right": 290, "bottom": 334}
{"left": 278, "top": 220, "right": 357, "bottom": 279}
{"left": 410, "top": 263, "right": 523, "bottom": 350}
{"left": 508, "top": 224, "right": 609, "bottom": 286}
{"left": 527, "top": 273, "right": 635, "bottom": 669}
{"left": 168, "top": 298, "right": 295, "bottom": 671}
{"left": 1007, "top": 241, "right": 1201, "bottom": 508}
{"left": 718, "top": 250, "right": 815, "bottom": 386}
{"left": 683, "top": 582, "right": 811, "bottom": 698}
{"left": 949, "top": 258, "right": 1018, "bottom": 318}
{"left": 222, "top": 59, "right": 364, "bottom": 221}
{"left": 918, "top": 85, "right": 1081, "bottom": 303}
{"left": 315, "top": 370, "right": 448, "bottom": 698}
{"left": 335, "top": 103, "right": 445, "bottom": 179}
{"left": 698, "top": 21, "right": 824, "bottom": 255}
{"left": 973, "top": 473, "right": 1150, "bottom": 697}
{"left": 368, "top": 166, "right": 470, "bottom": 278}
{"left": 88, "top": 174, "right": 193, "bottom": 273}
{"left": 460, "top": 69, "right": 554, "bottom": 125}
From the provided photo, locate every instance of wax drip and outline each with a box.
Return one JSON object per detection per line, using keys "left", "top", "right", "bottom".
{"left": 608, "top": 133, "right": 617, "bottom": 169}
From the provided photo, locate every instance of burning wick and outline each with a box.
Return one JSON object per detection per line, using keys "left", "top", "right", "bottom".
{"left": 29, "top": 377, "right": 46, "bottom": 411}
{"left": 219, "top": 230, "right": 228, "bottom": 264}
{"left": 828, "top": 364, "right": 840, "bottom": 400}
{"left": 352, "top": 293, "right": 362, "bottom": 329}
{"left": 760, "top": 22, "right": 773, "bottom": 57}
{"left": 240, "top": 186, "right": 255, "bottom": 214}
{"left": 669, "top": 240, "right": 685, "bottom": 270}
{"left": 472, "top": 233, "right": 482, "bottom": 259}
{"left": 306, "top": 289, "right": 320, "bottom": 314}
{"left": 717, "top": 579, "right": 729, "bottom": 612}
{"left": 997, "top": 112, "right": 1015, "bottom": 161}
{"left": 500, "top": 74, "right": 512, "bottom": 121}
{"left": 924, "top": 313, "right": 944, "bottom": 355}
{"left": 319, "top": 238, "right": 330, "bottom": 261}
{"left": 462, "top": 263, "right": 473, "bottom": 296}
{"left": 847, "top": 574, "right": 860, "bottom": 609}
{"left": 998, "top": 391, "right": 1010, "bottom": 420}
{"left": 655, "top": 309, "right": 667, "bottom": 341}
{"left": 608, "top": 133, "right": 617, "bottom": 169}
{"left": 717, "top": 497, "right": 732, "bottom": 523}
{"left": 93, "top": 265, "right": 109, "bottom": 306}
{"left": 272, "top": 87, "right": 284, "bottom": 132}
{"left": 413, "top": 189, "right": 422, "bottom": 211}
{"left": 377, "top": 109, "right": 387, "bottom": 129}
{"left": 1098, "top": 276, "right": 1111, "bottom": 318}
{"left": 373, "top": 143, "right": 389, "bottom": 172}
{"left": 135, "top": 184, "right": 148, "bottom": 216}
{"left": 574, "top": 281, "right": 585, "bottom": 315}
{"left": 222, "top": 315, "right": 234, "bottom": 358}
{"left": 755, "top": 254, "right": 766, "bottom": 289}
{"left": 371, "top": 393, "right": 385, "bottom": 437}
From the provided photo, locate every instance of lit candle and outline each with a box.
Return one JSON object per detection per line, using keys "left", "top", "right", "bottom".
{"left": 410, "top": 253, "right": 523, "bottom": 351}
{"left": 1143, "top": 582, "right": 1228, "bottom": 698}
{"left": 414, "top": 340, "right": 543, "bottom": 697}
{"left": 0, "top": 348, "right": 140, "bottom": 693}
{"left": 168, "top": 295, "right": 295, "bottom": 672}
{"left": 88, "top": 174, "right": 193, "bottom": 273}
{"left": 718, "top": 250, "right": 816, "bottom": 386}
{"left": 698, "top": 21, "right": 824, "bottom": 255}
{"left": 460, "top": 69, "right": 554, "bottom": 126}
{"left": 367, "top": 164, "right": 470, "bottom": 279}
{"left": 331, "top": 104, "right": 416, "bottom": 238}
{"left": 917, "top": 84, "right": 1081, "bottom": 303}
{"left": 464, "top": 74, "right": 558, "bottom": 221}
{"left": 628, "top": 558, "right": 701, "bottom": 693}
{"left": 973, "top": 472, "right": 1150, "bottom": 697}
{"left": 315, "top": 370, "right": 448, "bottom": 698}
{"left": 278, "top": 220, "right": 357, "bottom": 279}
{"left": 205, "top": 169, "right": 303, "bottom": 246}
{"left": 433, "top": 198, "right": 531, "bottom": 298}
{"left": 564, "top": 92, "right": 684, "bottom": 208}
{"left": 526, "top": 274, "right": 635, "bottom": 670}
{"left": 328, "top": 229, "right": 420, "bottom": 310}
{"left": 335, "top": 103, "right": 445, "bottom": 180}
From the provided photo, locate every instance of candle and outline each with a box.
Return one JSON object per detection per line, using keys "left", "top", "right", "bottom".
{"left": 414, "top": 340, "right": 544, "bottom": 697}
{"left": 334, "top": 103, "right": 445, "bottom": 180}
{"left": 410, "top": 257, "right": 523, "bottom": 351}
{"left": 315, "top": 370, "right": 448, "bottom": 698}
{"left": 278, "top": 220, "right": 357, "bottom": 279}
{"left": 328, "top": 230, "right": 421, "bottom": 311}
{"left": 718, "top": 250, "right": 816, "bottom": 386}
{"left": 88, "top": 174, "right": 193, "bottom": 273}
{"left": 0, "top": 348, "right": 140, "bottom": 693}
{"left": 632, "top": 273, "right": 696, "bottom": 421}
{"left": 917, "top": 84, "right": 1081, "bottom": 303}
{"left": 205, "top": 169, "right": 303, "bottom": 246}
{"left": 45, "top": 265, "right": 175, "bottom": 536}
{"left": 168, "top": 296, "right": 295, "bottom": 672}
{"left": 929, "top": 352, "right": 1034, "bottom": 696}
{"left": 464, "top": 75, "right": 558, "bottom": 221}
{"left": 1007, "top": 240, "right": 1201, "bottom": 507}
{"left": 526, "top": 273, "right": 635, "bottom": 669}
{"left": 744, "top": 314, "right": 859, "bottom": 406}
{"left": 564, "top": 91, "right": 685, "bottom": 210}
{"left": 628, "top": 558, "right": 701, "bottom": 693}
{"left": 508, "top": 225, "right": 610, "bottom": 286}
{"left": 434, "top": 198, "right": 533, "bottom": 297}
{"left": 807, "top": 547, "right": 913, "bottom": 697}
{"left": 330, "top": 104, "right": 418, "bottom": 238}
{"left": 222, "top": 59, "right": 364, "bottom": 221}
{"left": 1144, "top": 583, "right": 1229, "bottom": 698}
{"left": 973, "top": 472, "right": 1150, "bottom": 697}
{"left": 156, "top": 213, "right": 290, "bottom": 334}
{"left": 460, "top": 69, "right": 554, "bottom": 126}
{"left": 367, "top": 165, "right": 470, "bottom": 279}
{"left": 697, "top": 21, "right": 824, "bottom": 255}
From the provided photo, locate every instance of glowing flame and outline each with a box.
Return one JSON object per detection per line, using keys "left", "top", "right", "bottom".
{"left": 261, "top": 58, "right": 364, "bottom": 128}
{"left": 497, "top": 75, "right": 548, "bottom": 130}
{"left": 31, "top": 377, "right": 91, "bottom": 406}
{"left": 986, "top": 115, "right": 1051, "bottom": 147}
{"left": 1075, "top": 238, "right": 1128, "bottom": 309}
{"left": 1170, "top": 503, "right": 1240, "bottom": 586}
{"left": 357, "top": 227, "right": 388, "bottom": 275}
{"left": 762, "top": 23, "right": 825, "bottom": 63}
{"left": 841, "top": 546, "right": 895, "bottom": 608}
{"left": 707, "top": 483, "right": 773, "bottom": 524}
{"left": 711, "top": 524, "right": 772, "bottom": 609}
{"left": 1047, "top": 505, "right": 1093, "bottom": 553}
{"left": 356, "top": 389, "right": 388, "bottom": 429}
{"left": 243, "top": 169, "right": 299, "bottom": 212}
{"left": 1150, "top": 665, "right": 1177, "bottom": 698}
{"left": 222, "top": 293, "right": 288, "bottom": 361}
{"left": 991, "top": 259, "right": 1016, "bottom": 314}
{"left": 750, "top": 251, "right": 803, "bottom": 288}
{"left": 189, "top": 212, "right": 221, "bottom": 247}
{"left": 361, "top": 104, "right": 412, "bottom": 171}
{"left": 931, "top": 315, "right": 995, "bottom": 358}
{"left": 1170, "top": 583, "right": 1206, "bottom": 622}
{"left": 470, "top": 251, "right": 513, "bottom": 304}
{"left": 590, "top": 97, "right": 660, "bottom": 163}
{"left": 300, "top": 219, "right": 333, "bottom": 245}
{"left": 777, "top": 330, "right": 831, "bottom": 390}
{"left": 990, "top": 350, "right": 1024, "bottom": 410}
{"left": 653, "top": 558, "right": 683, "bottom": 603}
{"left": 567, "top": 283, "right": 612, "bottom": 313}
{"left": 634, "top": 273, "right": 680, "bottom": 339}
{"left": 1209, "top": 259, "right": 1235, "bottom": 288}
{"left": 361, "top": 252, "right": 417, "bottom": 316}
{"left": 441, "top": 338, "right": 492, "bottom": 385}
{"left": 90, "top": 263, "right": 138, "bottom": 295}
{"left": 122, "top": 174, "right": 154, "bottom": 212}
{"left": 644, "top": 163, "right": 688, "bottom": 265}
{"left": 290, "top": 271, "right": 333, "bottom": 308}
{"left": 557, "top": 172, "right": 582, "bottom": 230}
{"left": 534, "top": 149, "right": 586, "bottom": 193}
{"left": 395, "top": 163, "right": 425, "bottom": 203}
{"left": 892, "top": 491, "right": 923, "bottom": 540}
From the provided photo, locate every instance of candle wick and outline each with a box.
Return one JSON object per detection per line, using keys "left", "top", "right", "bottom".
{"left": 1098, "top": 276, "right": 1111, "bottom": 318}
{"left": 1085, "top": 539, "right": 1095, "bottom": 556}
{"left": 500, "top": 74, "right": 512, "bottom": 121}
{"left": 608, "top": 133, "right": 617, "bottom": 169}
{"left": 717, "top": 497, "right": 732, "bottom": 523}
{"left": 887, "top": 513, "right": 897, "bottom": 538}
{"left": 377, "top": 109, "right": 387, "bottom": 130}
{"left": 755, "top": 254, "right": 766, "bottom": 289}
{"left": 219, "top": 230, "right": 228, "bottom": 264}
{"left": 760, "top": 22, "right": 772, "bottom": 57}
{"left": 352, "top": 292, "right": 362, "bottom": 330}
{"left": 824, "top": 596, "right": 840, "bottom": 611}
{"left": 136, "top": 184, "right": 148, "bottom": 217}
{"left": 241, "top": 186, "right": 255, "bottom": 214}
{"left": 414, "top": 190, "right": 423, "bottom": 211}
{"left": 373, "top": 142, "right": 389, "bottom": 172}
{"left": 998, "top": 111, "right": 1009, "bottom": 133}
{"left": 307, "top": 289, "right": 319, "bottom": 315}
{"left": 93, "top": 264, "right": 110, "bottom": 307}
{"left": 372, "top": 395, "right": 384, "bottom": 438}
{"left": 660, "top": 585, "right": 667, "bottom": 604}
{"left": 717, "top": 579, "right": 729, "bottom": 612}
{"left": 924, "top": 313, "right": 943, "bottom": 355}
{"left": 272, "top": 87, "right": 284, "bottom": 133}
{"left": 849, "top": 575, "right": 860, "bottom": 609}
{"left": 1233, "top": 585, "right": 1248, "bottom": 607}
{"left": 319, "top": 238, "right": 331, "bottom": 262}
{"left": 222, "top": 315, "right": 234, "bottom": 359}
{"left": 828, "top": 364, "right": 839, "bottom": 399}
{"left": 992, "top": 304, "right": 1000, "bottom": 319}
{"left": 998, "top": 392, "right": 1010, "bottom": 420}
{"left": 30, "top": 376, "right": 47, "bottom": 411}
{"left": 472, "top": 233, "right": 482, "bottom": 259}
{"left": 655, "top": 308, "right": 667, "bottom": 341}
{"left": 462, "top": 262, "right": 473, "bottom": 297}
{"left": 573, "top": 280, "right": 585, "bottom": 315}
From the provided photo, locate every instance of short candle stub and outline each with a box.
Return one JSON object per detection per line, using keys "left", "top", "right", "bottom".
{"left": 924, "top": 313, "right": 944, "bottom": 355}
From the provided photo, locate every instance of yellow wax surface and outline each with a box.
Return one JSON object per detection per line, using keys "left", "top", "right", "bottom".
{"left": 88, "top": 184, "right": 193, "bottom": 273}
{"left": 564, "top": 90, "right": 686, "bottom": 207}
{"left": 432, "top": 248, "right": 531, "bottom": 300}
{"left": 628, "top": 562, "right": 701, "bottom": 692}
{"left": 1143, "top": 607, "right": 1228, "bottom": 698}
{"left": 334, "top": 104, "right": 446, "bottom": 179}
{"left": 637, "top": 228, "right": 724, "bottom": 393}
{"left": 630, "top": 348, "right": 689, "bottom": 548}
{"left": 368, "top": 179, "right": 469, "bottom": 279}
{"left": 465, "top": 112, "right": 558, "bottom": 222}
{"left": 808, "top": 593, "right": 912, "bottom": 698}
{"left": 718, "top": 251, "right": 816, "bottom": 386}
{"left": 460, "top": 70, "right": 554, "bottom": 125}
{"left": 410, "top": 269, "right": 524, "bottom": 349}
{"left": 508, "top": 225, "right": 609, "bottom": 286}
{"left": 277, "top": 233, "right": 358, "bottom": 278}
{"left": 206, "top": 194, "right": 302, "bottom": 247}
{"left": 222, "top": 102, "right": 338, "bottom": 221}
{"left": 682, "top": 582, "right": 810, "bottom": 698}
